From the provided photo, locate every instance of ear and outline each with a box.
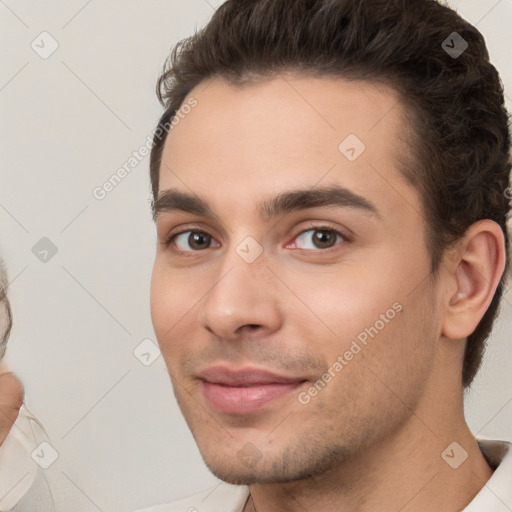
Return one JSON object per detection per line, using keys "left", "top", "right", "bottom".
{"left": 442, "top": 219, "right": 507, "bottom": 340}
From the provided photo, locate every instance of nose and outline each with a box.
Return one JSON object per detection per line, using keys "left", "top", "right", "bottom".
{"left": 201, "top": 246, "right": 282, "bottom": 341}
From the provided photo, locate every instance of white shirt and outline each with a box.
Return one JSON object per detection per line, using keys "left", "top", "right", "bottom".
{"left": 136, "top": 439, "right": 512, "bottom": 512}
{"left": 0, "top": 404, "right": 56, "bottom": 511}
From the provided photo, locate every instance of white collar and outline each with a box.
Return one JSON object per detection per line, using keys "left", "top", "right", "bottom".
{"left": 462, "top": 438, "right": 512, "bottom": 511}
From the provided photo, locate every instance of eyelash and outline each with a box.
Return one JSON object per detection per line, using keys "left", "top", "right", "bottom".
{"left": 163, "top": 223, "right": 350, "bottom": 255}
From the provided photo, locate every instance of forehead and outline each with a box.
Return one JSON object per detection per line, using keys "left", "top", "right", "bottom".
{"left": 158, "top": 74, "right": 419, "bottom": 221}
{"left": 163, "top": 74, "right": 406, "bottom": 157}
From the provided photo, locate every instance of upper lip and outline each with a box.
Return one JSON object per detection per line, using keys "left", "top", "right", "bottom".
{"left": 197, "top": 365, "right": 307, "bottom": 386}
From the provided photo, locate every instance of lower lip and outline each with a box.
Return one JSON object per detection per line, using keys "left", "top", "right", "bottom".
{"left": 202, "top": 381, "right": 305, "bottom": 414}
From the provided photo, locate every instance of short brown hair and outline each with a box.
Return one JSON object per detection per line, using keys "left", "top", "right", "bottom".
{"left": 149, "top": 0, "right": 511, "bottom": 387}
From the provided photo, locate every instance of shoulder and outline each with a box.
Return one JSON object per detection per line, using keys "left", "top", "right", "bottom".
{"left": 463, "top": 438, "right": 512, "bottom": 511}
{"left": 134, "top": 483, "right": 250, "bottom": 512}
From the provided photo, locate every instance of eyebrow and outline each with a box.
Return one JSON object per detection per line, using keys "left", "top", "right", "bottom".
{"left": 152, "top": 185, "right": 381, "bottom": 221}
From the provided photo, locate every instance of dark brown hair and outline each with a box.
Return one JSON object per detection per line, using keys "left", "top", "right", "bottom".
{"left": 150, "top": 0, "right": 511, "bottom": 387}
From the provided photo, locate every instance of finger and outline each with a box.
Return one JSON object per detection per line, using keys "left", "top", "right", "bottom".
{"left": 0, "top": 371, "right": 24, "bottom": 445}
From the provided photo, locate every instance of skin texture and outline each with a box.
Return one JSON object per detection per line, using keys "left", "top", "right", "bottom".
{"left": 150, "top": 75, "right": 505, "bottom": 512}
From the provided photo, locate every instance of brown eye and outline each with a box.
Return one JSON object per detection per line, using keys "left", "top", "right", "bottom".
{"left": 173, "top": 231, "right": 220, "bottom": 251}
{"left": 294, "top": 227, "right": 345, "bottom": 250}
{"left": 188, "top": 232, "right": 211, "bottom": 250}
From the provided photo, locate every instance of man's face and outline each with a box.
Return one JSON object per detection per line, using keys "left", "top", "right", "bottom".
{"left": 150, "top": 75, "right": 444, "bottom": 484}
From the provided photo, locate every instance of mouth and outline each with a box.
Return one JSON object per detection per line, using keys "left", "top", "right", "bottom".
{"left": 197, "top": 365, "right": 308, "bottom": 414}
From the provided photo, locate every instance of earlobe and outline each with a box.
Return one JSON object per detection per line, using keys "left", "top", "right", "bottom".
{"left": 442, "top": 220, "right": 506, "bottom": 340}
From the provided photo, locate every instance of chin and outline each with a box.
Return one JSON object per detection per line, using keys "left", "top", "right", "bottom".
{"left": 198, "top": 441, "right": 354, "bottom": 486}
{"left": 203, "top": 462, "right": 293, "bottom": 486}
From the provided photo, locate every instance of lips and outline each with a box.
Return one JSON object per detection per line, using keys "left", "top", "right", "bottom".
{"left": 197, "top": 365, "right": 307, "bottom": 414}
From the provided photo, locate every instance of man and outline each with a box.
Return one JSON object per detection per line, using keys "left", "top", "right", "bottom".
{"left": 140, "top": 0, "right": 512, "bottom": 510}
{"left": 0, "top": 260, "right": 56, "bottom": 511}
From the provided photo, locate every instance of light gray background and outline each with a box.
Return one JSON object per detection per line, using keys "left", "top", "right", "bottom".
{"left": 0, "top": 1, "right": 511, "bottom": 510}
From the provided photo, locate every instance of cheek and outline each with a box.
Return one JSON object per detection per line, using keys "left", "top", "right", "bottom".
{"left": 300, "top": 297, "right": 435, "bottom": 429}
{"left": 278, "top": 260, "right": 402, "bottom": 345}
{"left": 150, "top": 260, "right": 197, "bottom": 352}
{"left": 279, "top": 248, "right": 432, "bottom": 383}
{"left": 150, "top": 261, "right": 168, "bottom": 335}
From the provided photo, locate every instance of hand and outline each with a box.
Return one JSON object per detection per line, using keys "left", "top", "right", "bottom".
{"left": 0, "top": 363, "right": 24, "bottom": 445}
